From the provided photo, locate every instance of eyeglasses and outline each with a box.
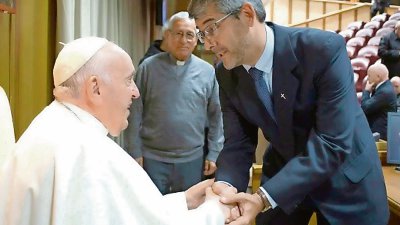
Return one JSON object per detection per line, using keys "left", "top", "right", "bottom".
{"left": 170, "top": 30, "right": 196, "bottom": 41}
{"left": 196, "top": 10, "right": 237, "bottom": 44}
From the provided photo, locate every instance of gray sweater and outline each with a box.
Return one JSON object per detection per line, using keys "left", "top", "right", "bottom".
{"left": 124, "top": 53, "right": 224, "bottom": 163}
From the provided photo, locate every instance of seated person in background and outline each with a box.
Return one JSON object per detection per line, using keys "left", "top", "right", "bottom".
{"left": 391, "top": 76, "right": 400, "bottom": 112}
{"left": 0, "top": 37, "right": 235, "bottom": 225}
{"left": 361, "top": 63, "right": 397, "bottom": 140}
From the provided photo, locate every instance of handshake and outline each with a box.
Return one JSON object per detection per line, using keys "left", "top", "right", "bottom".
{"left": 185, "top": 179, "right": 270, "bottom": 225}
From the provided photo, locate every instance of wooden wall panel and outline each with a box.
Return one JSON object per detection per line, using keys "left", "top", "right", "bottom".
{"left": 0, "top": 13, "right": 10, "bottom": 96}
{"left": 292, "top": 0, "right": 308, "bottom": 25}
{"left": 13, "top": 0, "right": 55, "bottom": 138}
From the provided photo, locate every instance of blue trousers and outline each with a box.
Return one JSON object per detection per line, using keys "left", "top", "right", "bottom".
{"left": 143, "top": 156, "right": 203, "bottom": 194}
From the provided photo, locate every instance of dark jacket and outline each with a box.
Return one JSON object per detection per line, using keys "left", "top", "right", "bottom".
{"left": 215, "top": 23, "right": 389, "bottom": 224}
{"left": 361, "top": 80, "right": 397, "bottom": 140}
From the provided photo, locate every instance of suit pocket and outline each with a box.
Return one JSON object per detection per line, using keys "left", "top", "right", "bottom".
{"left": 343, "top": 151, "right": 373, "bottom": 183}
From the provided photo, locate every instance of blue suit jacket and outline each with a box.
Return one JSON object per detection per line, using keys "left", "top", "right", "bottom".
{"left": 215, "top": 23, "right": 389, "bottom": 224}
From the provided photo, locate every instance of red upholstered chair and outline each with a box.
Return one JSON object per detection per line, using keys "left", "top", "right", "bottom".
{"left": 364, "top": 21, "right": 382, "bottom": 31}
{"left": 347, "top": 21, "right": 365, "bottom": 31}
{"left": 355, "top": 28, "right": 375, "bottom": 40}
{"left": 354, "top": 72, "right": 359, "bottom": 84}
{"left": 382, "top": 20, "right": 398, "bottom": 29}
{"left": 346, "top": 37, "right": 367, "bottom": 56}
{"left": 357, "top": 45, "right": 380, "bottom": 65}
{"left": 347, "top": 46, "right": 357, "bottom": 59}
{"left": 371, "top": 13, "right": 389, "bottom": 24}
{"left": 339, "top": 29, "right": 355, "bottom": 42}
{"left": 388, "top": 13, "right": 400, "bottom": 21}
{"left": 376, "top": 27, "right": 394, "bottom": 37}
{"left": 351, "top": 57, "right": 370, "bottom": 92}
{"left": 367, "top": 36, "right": 382, "bottom": 46}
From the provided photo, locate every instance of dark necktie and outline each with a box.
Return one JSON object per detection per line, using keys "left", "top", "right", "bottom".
{"left": 249, "top": 67, "right": 275, "bottom": 121}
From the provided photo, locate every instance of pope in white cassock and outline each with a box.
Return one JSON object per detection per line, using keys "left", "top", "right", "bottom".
{"left": 0, "top": 37, "right": 230, "bottom": 225}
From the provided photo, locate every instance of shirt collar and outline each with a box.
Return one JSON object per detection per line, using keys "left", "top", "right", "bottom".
{"left": 59, "top": 101, "right": 109, "bottom": 136}
{"left": 243, "top": 24, "right": 274, "bottom": 74}
{"left": 375, "top": 80, "right": 386, "bottom": 90}
{"left": 168, "top": 53, "right": 192, "bottom": 66}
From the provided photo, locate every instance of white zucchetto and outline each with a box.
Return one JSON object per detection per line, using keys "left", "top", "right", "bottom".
{"left": 53, "top": 37, "right": 108, "bottom": 86}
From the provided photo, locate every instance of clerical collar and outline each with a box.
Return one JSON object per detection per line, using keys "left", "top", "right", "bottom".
{"left": 176, "top": 60, "right": 185, "bottom": 66}
{"left": 168, "top": 53, "right": 191, "bottom": 66}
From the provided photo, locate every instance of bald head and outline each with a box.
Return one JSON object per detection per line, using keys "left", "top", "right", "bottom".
{"left": 367, "top": 63, "right": 389, "bottom": 84}
{"left": 391, "top": 76, "right": 400, "bottom": 95}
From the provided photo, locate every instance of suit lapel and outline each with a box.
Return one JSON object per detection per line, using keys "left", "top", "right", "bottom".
{"left": 269, "top": 23, "right": 300, "bottom": 160}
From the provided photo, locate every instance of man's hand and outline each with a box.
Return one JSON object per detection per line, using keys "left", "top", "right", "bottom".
{"left": 221, "top": 192, "right": 267, "bottom": 225}
{"left": 365, "top": 80, "right": 375, "bottom": 92}
{"left": 185, "top": 179, "right": 214, "bottom": 209}
{"left": 211, "top": 182, "right": 241, "bottom": 223}
{"left": 212, "top": 182, "right": 237, "bottom": 197}
{"left": 204, "top": 160, "right": 217, "bottom": 176}
{"left": 205, "top": 187, "right": 241, "bottom": 223}
{"left": 135, "top": 157, "right": 143, "bottom": 167}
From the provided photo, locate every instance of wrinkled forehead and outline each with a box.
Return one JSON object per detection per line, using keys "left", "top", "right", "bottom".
{"left": 171, "top": 18, "right": 196, "bottom": 31}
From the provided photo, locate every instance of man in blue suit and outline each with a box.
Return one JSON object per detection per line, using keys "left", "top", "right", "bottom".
{"left": 361, "top": 63, "right": 397, "bottom": 140}
{"left": 188, "top": 0, "right": 389, "bottom": 224}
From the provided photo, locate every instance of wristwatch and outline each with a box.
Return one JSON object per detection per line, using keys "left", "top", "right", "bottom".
{"left": 256, "top": 189, "right": 272, "bottom": 212}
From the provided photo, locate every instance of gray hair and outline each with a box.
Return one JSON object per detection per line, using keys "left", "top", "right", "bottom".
{"left": 60, "top": 44, "right": 112, "bottom": 97}
{"left": 167, "top": 11, "right": 195, "bottom": 31}
{"left": 188, "top": 0, "right": 266, "bottom": 22}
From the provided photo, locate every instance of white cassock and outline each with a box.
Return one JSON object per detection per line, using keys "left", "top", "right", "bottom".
{"left": 0, "top": 100, "right": 224, "bottom": 225}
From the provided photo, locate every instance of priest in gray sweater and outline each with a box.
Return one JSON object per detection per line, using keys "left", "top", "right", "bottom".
{"left": 124, "top": 11, "right": 224, "bottom": 194}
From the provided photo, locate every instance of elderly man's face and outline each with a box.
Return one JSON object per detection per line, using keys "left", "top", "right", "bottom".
{"left": 166, "top": 19, "right": 197, "bottom": 61}
{"left": 98, "top": 46, "right": 140, "bottom": 136}
{"left": 367, "top": 70, "right": 380, "bottom": 84}
{"left": 393, "top": 80, "right": 400, "bottom": 95}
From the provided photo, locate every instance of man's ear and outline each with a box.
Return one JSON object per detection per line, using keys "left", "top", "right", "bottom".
{"left": 85, "top": 75, "right": 102, "bottom": 103}
{"left": 240, "top": 2, "right": 257, "bottom": 26}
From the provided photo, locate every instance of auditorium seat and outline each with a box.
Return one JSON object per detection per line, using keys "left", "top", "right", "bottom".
{"left": 339, "top": 29, "right": 355, "bottom": 42}
{"left": 371, "top": 13, "right": 389, "bottom": 24}
{"left": 357, "top": 45, "right": 379, "bottom": 65}
{"left": 376, "top": 27, "right": 394, "bottom": 37}
{"left": 346, "top": 37, "right": 367, "bottom": 57}
{"left": 347, "top": 46, "right": 357, "bottom": 58}
{"left": 347, "top": 21, "right": 365, "bottom": 31}
{"left": 382, "top": 20, "right": 398, "bottom": 29}
{"left": 355, "top": 28, "right": 375, "bottom": 41}
{"left": 364, "top": 21, "right": 382, "bottom": 31}
{"left": 351, "top": 57, "right": 370, "bottom": 92}
{"left": 367, "top": 36, "right": 382, "bottom": 46}
{"left": 388, "top": 13, "right": 400, "bottom": 21}
{"left": 354, "top": 72, "right": 359, "bottom": 84}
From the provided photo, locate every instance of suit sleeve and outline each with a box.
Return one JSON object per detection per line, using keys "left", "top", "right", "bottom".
{"left": 215, "top": 73, "right": 259, "bottom": 191}
{"left": 361, "top": 86, "right": 393, "bottom": 115}
{"left": 263, "top": 34, "right": 358, "bottom": 213}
